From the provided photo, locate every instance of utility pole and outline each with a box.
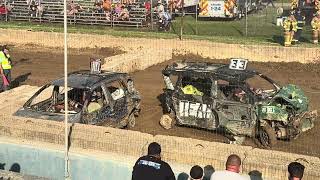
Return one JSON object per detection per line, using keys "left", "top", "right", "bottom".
{"left": 180, "top": 0, "right": 184, "bottom": 40}
{"left": 4, "top": 0, "right": 7, "bottom": 21}
{"left": 245, "top": 0, "right": 248, "bottom": 36}
{"left": 151, "top": 0, "right": 154, "bottom": 30}
{"left": 63, "top": 0, "right": 70, "bottom": 179}
{"left": 196, "top": 0, "right": 198, "bottom": 35}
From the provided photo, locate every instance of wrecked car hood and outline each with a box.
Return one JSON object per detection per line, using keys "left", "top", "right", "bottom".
{"left": 273, "top": 84, "right": 309, "bottom": 113}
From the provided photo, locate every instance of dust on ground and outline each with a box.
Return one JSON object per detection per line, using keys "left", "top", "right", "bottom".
{"left": 8, "top": 48, "right": 320, "bottom": 157}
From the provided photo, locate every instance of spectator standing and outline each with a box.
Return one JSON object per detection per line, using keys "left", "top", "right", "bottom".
{"left": 156, "top": 0, "right": 164, "bottom": 15}
{"left": 288, "top": 162, "right": 305, "bottom": 180}
{"left": 29, "top": 1, "right": 37, "bottom": 17}
{"left": 190, "top": 165, "right": 203, "bottom": 180}
{"left": 203, "top": 165, "right": 214, "bottom": 180}
{"left": 132, "top": 142, "right": 176, "bottom": 180}
{"left": 144, "top": 0, "right": 151, "bottom": 23}
{"left": 145, "top": 0, "right": 151, "bottom": 12}
{"left": 0, "top": 4, "right": 9, "bottom": 16}
{"left": 210, "top": 154, "right": 248, "bottom": 180}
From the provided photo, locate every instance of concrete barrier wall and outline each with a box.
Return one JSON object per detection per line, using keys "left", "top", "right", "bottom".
{"left": 0, "top": 138, "right": 135, "bottom": 180}
{"left": 102, "top": 50, "right": 172, "bottom": 73}
{"left": 1, "top": 29, "right": 320, "bottom": 65}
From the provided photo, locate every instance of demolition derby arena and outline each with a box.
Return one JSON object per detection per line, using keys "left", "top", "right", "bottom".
{"left": 0, "top": 29, "right": 320, "bottom": 179}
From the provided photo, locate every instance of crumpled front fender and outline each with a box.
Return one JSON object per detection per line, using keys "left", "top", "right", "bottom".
{"left": 293, "top": 110, "right": 318, "bottom": 132}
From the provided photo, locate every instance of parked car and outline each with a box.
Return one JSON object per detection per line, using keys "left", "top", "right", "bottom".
{"left": 14, "top": 70, "right": 141, "bottom": 128}
{"left": 160, "top": 59, "right": 317, "bottom": 148}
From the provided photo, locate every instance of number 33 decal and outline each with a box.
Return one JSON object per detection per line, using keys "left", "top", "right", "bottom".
{"left": 229, "top": 59, "right": 248, "bottom": 70}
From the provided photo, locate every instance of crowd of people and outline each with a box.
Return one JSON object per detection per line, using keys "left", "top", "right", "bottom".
{"left": 0, "top": 0, "right": 173, "bottom": 27}
{"left": 132, "top": 142, "right": 306, "bottom": 180}
{"left": 93, "top": 0, "right": 131, "bottom": 21}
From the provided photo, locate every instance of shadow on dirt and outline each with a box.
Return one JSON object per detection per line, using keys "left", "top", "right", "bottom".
{"left": 11, "top": 72, "right": 31, "bottom": 88}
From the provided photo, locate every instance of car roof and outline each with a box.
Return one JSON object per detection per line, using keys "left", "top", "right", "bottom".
{"left": 51, "top": 70, "right": 129, "bottom": 90}
{"left": 163, "top": 62, "right": 258, "bottom": 83}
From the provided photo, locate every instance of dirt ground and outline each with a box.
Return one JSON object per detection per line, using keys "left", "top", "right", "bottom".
{"left": 8, "top": 47, "right": 320, "bottom": 157}
{"left": 8, "top": 45, "right": 124, "bottom": 87}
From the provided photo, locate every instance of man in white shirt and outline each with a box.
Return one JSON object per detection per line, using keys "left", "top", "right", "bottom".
{"left": 210, "top": 154, "right": 248, "bottom": 180}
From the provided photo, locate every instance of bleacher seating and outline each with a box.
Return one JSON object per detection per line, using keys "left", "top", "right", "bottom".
{"left": 8, "top": 0, "right": 148, "bottom": 27}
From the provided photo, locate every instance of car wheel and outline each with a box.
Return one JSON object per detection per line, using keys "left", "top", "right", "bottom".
{"left": 160, "top": 114, "right": 175, "bottom": 129}
{"left": 127, "top": 114, "right": 136, "bottom": 128}
{"left": 259, "top": 124, "right": 277, "bottom": 148}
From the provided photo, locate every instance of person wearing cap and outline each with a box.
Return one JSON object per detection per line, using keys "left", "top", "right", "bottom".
{"left": 190, "top": 165, "right": 203, "bottom": 180}
{"left": 288, "top": 162, "right": 305, "bottom": 180}
{"left": 132, "top": 142, "right": 176, "bottom": 180}
{"left": 283, "top": 11, "right": 297, "bottom": 46}
{"left": 0, "top": 45, "right": 12, "bottom": 91}
{"left": 311, "top": 11, "right": 320, "bottom": 44}
{"left": 210, "top": 154, "right": 248, "bottom": 180}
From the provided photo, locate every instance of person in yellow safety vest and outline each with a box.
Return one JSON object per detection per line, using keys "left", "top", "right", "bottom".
{"left": 224, "top": 0, "right": 236, "bottom": 16}
{"left": 181, "top": 84, "right": 204, "bottom": 96}
{"left": 283, "top": 13, "right": 298, "bottom": 46}
{"left": 224, "top": 0, "right": 230, "bottom": 16}
{"left": 311, "top": 11, "right": 320, "bottom": 44}
{"left": 291, "top": 0, "right": 298, "bottom": 9}
{"left": 0, "top": 45, "right": 12, "bottom": 91}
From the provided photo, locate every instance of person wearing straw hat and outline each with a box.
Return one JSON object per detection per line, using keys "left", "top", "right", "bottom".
{"left": 0, "top": 45, "right": 12, "bottom": 92}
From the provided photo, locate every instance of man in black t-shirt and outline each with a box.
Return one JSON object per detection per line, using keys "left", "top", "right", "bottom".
{"left": 288, "top": 162, "right": 305, "bottom": 180}
{"left": 132, "top": 142, "right": 176, "bottom": 180}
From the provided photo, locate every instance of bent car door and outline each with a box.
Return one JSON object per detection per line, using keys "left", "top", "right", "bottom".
{"left": 215, "top": 83, "right": 256, "bottom": 136}
{"left": 173, "top": 75, "right": 218, "bottom": 130}
{"left": 102, "top": 80, "right": 128, "bottom": 122}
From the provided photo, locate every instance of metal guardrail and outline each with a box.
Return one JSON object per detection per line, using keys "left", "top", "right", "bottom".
{"left": 4, "top": 0, "right": 148, "bottom": 28}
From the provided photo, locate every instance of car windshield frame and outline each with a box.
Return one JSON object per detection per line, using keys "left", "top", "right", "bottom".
{"left": 24, "top": 83, "right": 89, "bottom": 115}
